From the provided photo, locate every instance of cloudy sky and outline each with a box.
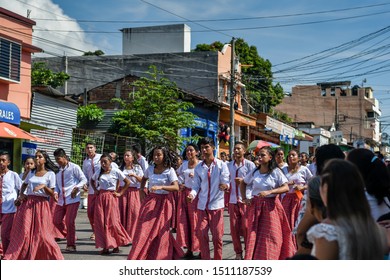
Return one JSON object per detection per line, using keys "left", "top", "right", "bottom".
{"left": 3, "top": 0, "right": 390, "bottom": 130}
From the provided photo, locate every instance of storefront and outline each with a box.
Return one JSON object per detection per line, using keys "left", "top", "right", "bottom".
{"left": 0, "top": 100, "right": 40, "bottom": 171}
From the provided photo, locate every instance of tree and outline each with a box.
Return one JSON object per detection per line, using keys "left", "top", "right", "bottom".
{"left": 31, "top": 62, "right": 70, "bottom": 88}
{"left": 83, "top": 50, "right": 105, "bottom": 56}
{"left": 194, "top": 39, "right": 285, "bottom": 113}
{"left": 109, "top": 66, "right": 197, "bottom": 150}
{"left": 77, "top": 104, "right": 105, "bottom": 128}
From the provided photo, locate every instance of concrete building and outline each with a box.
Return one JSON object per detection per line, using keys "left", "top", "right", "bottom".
{"left": 34, "top": 45, "right": 255, "bottom": 155}
{"left": 275, "top": 81, "right": 381, "bottom": 145}
{"left": 0, "top": 7, "right": 42, "bottom": 171}
{"left": 121, "top": 24, "right": 191, "bottom": 55}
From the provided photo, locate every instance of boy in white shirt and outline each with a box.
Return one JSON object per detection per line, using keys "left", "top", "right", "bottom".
{"left": 187, "top": 137, "right": 230, "bottom": 260}
{"left": 0, "top": 152, "right": 22, "bottom": 255}
{"left": 53, "top": 148, "right": 87, "bottom": 252}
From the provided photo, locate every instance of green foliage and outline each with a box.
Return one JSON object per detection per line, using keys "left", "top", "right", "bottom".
{"left": 83, "top": 50, "right": 105, "bottom": 56}
{"left": 109, "top": 66, "right": 197, "bottom": 150}
{"left": 269, "top": 108, "right": 292, "bottom": 124}
{"left": 31, "top": 62, "right": 70, "bottom": 88}
{"left": 77, "top": 104, "right": 104, "bottom": 128}
{"left": 194, "top": 38, "right": 285, "bottom": 113}
{"left": 193, "top": 41, "right": 224, "bottom": 52}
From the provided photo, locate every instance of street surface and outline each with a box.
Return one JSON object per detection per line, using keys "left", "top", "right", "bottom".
{"left": 58, "top": 208, "right": 238, "bottom": 260}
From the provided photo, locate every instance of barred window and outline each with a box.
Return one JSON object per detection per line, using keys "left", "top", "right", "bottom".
{"left": 0, "top": 37, "right": 21, "bottom": 82}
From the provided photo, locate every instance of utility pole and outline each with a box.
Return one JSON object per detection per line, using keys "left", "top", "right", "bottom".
{"left": 335, "top": 98, "right": 339, "bottom": 130}
{"left": 229, "top": 38, "right": 236, "bottom": 157}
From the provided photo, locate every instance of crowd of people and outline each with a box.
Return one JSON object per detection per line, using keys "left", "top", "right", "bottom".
{"left": 0, "top": 138, "right": 389, "bottom": 260}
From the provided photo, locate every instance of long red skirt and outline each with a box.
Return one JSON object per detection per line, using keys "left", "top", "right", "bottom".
{"left": 176, "top": 188, "right": 200, "bottom": 252}
{"left": 3, "top": 196, "right": 64, "bottom": 260}
{"left": 281, "top": 192, "right": 302, "bottom": 231}
{"left": 128, "top": 193, "right": 184, "bottom": 260}
{"left": 118, "top": 187, "right": 141, "bottom": 242}
{"left": 94, "top": 190, "right": 131, "bottom": 249}
{"left": 1, "top": 212, "right": 15, "bottom": 254}
{"left": 245, "top": 196, "right": 296, "bottom": 260}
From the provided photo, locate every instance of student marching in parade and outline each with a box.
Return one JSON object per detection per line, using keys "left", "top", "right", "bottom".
{"left": 240, "top": 146, "right": 295, "bottom": 260}
{"left": 227, "top": 141, "right": 256, "bottom": 260}
{"left": 187, "top": 137, "right": 230, "bottom": 260}
{"left": 4, "top": 150, "right": 63, "bottom": 260}
{"left": 128, "top": 146, "right": 184, "bottom": 260}
{"left": 118, "top": 149, "right": 144, "bottom": 242}
{"left": 176, "top": 143, "right": 201, "bottom": 259}
{"left": 82, "top": 141, "right": 101, "bottom": 241}
{"left": 0, "top": 152, "right": 23, "bottom": 258}
{"left": 91, "top": 153, "right": 131, "bottom": 255}
{"left": 52, "top": 148, "right": 87, "bottom": 252}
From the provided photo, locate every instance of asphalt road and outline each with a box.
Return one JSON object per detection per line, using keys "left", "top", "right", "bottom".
{"left": 58, "top": 208, "right": 238, "bottom": 260}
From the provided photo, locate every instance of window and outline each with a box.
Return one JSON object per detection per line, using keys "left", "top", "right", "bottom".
{"left": 330, "top": 87, "right": 335, "bottom": 96}
{"left": 0, "top": 38, "right": 21, "bottom": 82}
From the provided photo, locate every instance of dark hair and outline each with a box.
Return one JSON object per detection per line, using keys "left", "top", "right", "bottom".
{"left": 147, "top": 146, "right": 179, "bottom": 170}
{"left": 347, "top": 149, "right": 390, "bottom": 206}
{"left": 321, "top": 159, "right": 369, "bottom": 220}
{"left": 97, "top": 152, "right": 112, "bottom": 181}
{"left": 85, "top": 141, "right": 96, "bottom": 147}
{"left": 253, "top": 146, "right": 278, "bottom": 175}
{"left": 182, "top": 143, "right": 199, "bottom": 160}
{"left": 198, "top": 137, "right": 215, "bottom": 148}
{"left": 315, "top": 144, "right": 345, "bottom": 175}
{"left": 287, "top": 149, "right": 299, "bottom": 165}
{"left": 308, "top": 176, "right": 327, "bottom": 220}
{"left": 220, "top": 151, "right": 227, "bottom": 156}
{"left": 53, "top": 148, "right": 67, "bottom": 158}
{"left": 0, "top": 151, "right": 11, "bottom": 161}
{"left": 320, "top": 159, "right": 386, "bottom": 259}
{"left": 22, "top": 155, "right": 34, "bottom": 165}
{"left": 132, "top": 143, "right": 142, "bottom": 154}
{"left": 275, "top": 148, "right": 286, "bottom": 161}
{"left": 119, "top": 149, "right": 139, "bottom": 171}
{"left": 234, "top": 141, "right": 247, "bottom": 149}
{"left": 300, "top": 152, "right": 309, "bottom": 158}
{"left": 35, "top": 150, "right": 59, "bottom": 173}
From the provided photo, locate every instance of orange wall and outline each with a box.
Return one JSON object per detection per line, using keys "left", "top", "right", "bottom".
{"left": 0, "top": 8, "right": 37, "bottom": 119}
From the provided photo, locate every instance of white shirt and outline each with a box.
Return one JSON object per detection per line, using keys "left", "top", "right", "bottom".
{"left": 144, "top": 166, "right": 178, "bottom": 195}
{"left": 176, "top": 160, "right": 200, "bottom": 189}
{"left": 243, "top": 168, "right": 288, "bottom": 198}
{"left": 1, "top": 171, "right": 22, "bottom": 214}
{"left": 228, "top": 158, "right": 256, "bottom": 203}
{"left": 119, "top": 165, "right": 144, "bottom": 188}
{"left": 282, "top": 165, "right": 313, "bottom": 193}
{"left": 54, "top": 162, "right": 87, "bottom": 206}
{"left": 137, "top": 155, "right": 149, "bottom": 173}
{"left": 366, "top": 192, "right": 390, "bottom": 221}
{"left": 82, "top": 153, "right": 101, "bottom": 194}
{"left": 25, "top": 170, "right": 56, "bottom": 198}
{"left": 308, "top": 162, "right": 317, "bottom": 176}
{"left": 92, "top": 167, "right": 126, "bottom": 191}
{"left": 190, "top": 158, "right": 230, "bottom": 211}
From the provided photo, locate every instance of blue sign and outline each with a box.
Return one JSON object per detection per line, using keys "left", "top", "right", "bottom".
{"left": 0, "top": 101, "right": 21, "bottom": 125}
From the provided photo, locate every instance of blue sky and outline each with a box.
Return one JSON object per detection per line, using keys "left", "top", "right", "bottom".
{"left": 3, "top": 0, "right": 390, "bottom": 133}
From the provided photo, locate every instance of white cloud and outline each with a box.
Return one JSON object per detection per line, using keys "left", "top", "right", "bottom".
{"left": 0, "top": 0, "right": 99, "bottom": 56}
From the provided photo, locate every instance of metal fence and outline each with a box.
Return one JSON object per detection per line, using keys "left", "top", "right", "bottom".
{"left": 71, "top": 128, "right": 139, "bottom": 167}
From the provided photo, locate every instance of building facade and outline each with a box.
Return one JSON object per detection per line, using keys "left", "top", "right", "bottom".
{"left": 275, "top": 81, "right": 381, "bottom": 144}
{"left": 0, "top": 8, "right": 42, "bottom": 171}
